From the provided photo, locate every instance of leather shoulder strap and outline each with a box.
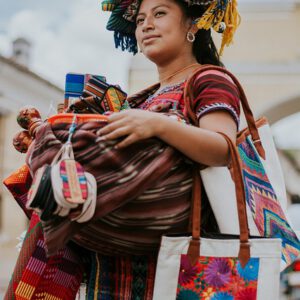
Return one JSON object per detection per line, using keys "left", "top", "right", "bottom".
{"left": 183, "top": 65, "right": 265, "bottom": 158}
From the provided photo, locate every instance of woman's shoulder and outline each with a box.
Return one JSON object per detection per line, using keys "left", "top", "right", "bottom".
{"left": 190, "top": 66, "right": 240, "bottom": 100}
{"left": 192, "top": 66, "right": 237, "bottom": 87}
{"left": 189, "top": 65, "right": 241, "bottom": 126}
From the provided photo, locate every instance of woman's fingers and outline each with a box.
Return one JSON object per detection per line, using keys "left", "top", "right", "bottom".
{"left": 100, "top": 126, "right": 131, "bottom": 141}
{"left": 115, "top": 134, "right": 139, "bottom": 149}
{"left": 97, "top": 119, "right": 127, "bottom": 136}
{"left": 95, "top": 110, "right": 155, "bottom": 148}
{"left": 107, "top": 111, "right": 126, "bottom": 122}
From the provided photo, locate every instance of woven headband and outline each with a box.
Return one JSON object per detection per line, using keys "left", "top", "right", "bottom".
{"left": 101, "top": 0, "right": 240, "bottom": 55}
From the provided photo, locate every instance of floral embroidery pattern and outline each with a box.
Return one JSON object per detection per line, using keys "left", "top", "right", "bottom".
{"left": 176, "top": 255, "right": 259, "bottom": 300}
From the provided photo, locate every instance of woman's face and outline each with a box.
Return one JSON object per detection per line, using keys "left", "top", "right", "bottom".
{"left": 135, "top": 0, "right": 193, "bottom": 64}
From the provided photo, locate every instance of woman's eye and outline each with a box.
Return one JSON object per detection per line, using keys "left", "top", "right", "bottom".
{"left": 155, "top": 11, "right": 166, "bottom": 17}
{"left": 136, "top": 18, "right": 144, "bottom": 25}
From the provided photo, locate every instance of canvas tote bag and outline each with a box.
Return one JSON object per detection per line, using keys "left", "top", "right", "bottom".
{"left": 184, "top": 65, "right": 300, "bottom": 270}
{"left": 153, "top": 134, "right": 282, "bottom": 300}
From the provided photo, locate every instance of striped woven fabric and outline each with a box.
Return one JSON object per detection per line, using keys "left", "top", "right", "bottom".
{"left": 60, "top": 160, "right": 88, "bottom": 202}
{"left": 28, "top": 119, "right": 194, "bottom": 256}
{"left": 26, "top": 68, "right": 240, "bottom": 258}
{"left": 4, "top": 213, "right": 84, "bottom": 300}
{"left": 65, "top": 73, "right": 106, "bottom": 104}
{"left": 82, "top": 76, "right": 127, "bottom": 113}
{"left": 87, "top": 253, "right": 156, "bottom": 300}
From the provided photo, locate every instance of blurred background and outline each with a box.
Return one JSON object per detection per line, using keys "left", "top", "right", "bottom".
{"left": 0, "top": 0, "right": 300, "bottom": 298}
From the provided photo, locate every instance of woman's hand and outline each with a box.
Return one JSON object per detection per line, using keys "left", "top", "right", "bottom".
{"left": 97, "top": 109, "right": 162, "bottom": 149}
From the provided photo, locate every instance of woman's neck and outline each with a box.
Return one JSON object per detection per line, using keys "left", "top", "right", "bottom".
{"left": 157, "top": 57, "right": 199, "bottom": 88}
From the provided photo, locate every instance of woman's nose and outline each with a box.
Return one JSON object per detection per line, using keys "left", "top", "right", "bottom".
{"left": 142, "top": 16, "right": 155, "bottom": 32}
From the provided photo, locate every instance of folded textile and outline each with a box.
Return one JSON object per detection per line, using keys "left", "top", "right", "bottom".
{"left": 3, "top": 164, "right": 33, "bottom": 219}
{"left": 26, "top": 113, "right": 194, "bottom": 256}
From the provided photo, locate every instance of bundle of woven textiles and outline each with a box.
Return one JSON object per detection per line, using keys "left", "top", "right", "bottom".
{"left": 63, "top": 72, "right": 130, "bottom": 114}
{"left": 3, "top": 73, "right": 195, "bottom": 299}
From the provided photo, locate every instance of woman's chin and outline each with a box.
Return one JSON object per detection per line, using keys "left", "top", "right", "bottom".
{"left": 142, "top": 48, "right": 166, "bottom": 64}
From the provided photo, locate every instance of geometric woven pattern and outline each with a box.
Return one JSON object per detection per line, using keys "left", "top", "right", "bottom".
{"left": 82, "top": 75, "right": 127, "bottom": 113}
{"left": 3, "top": 164, "right": 33, "bottom": 219}
{"left": 238, "top": 137, "right": 300, "bottom": 266}
{"left": 87, "top": 253, "right": 156, "bottom": 300}
{"left": 65, "top": 73, "right": 106, "bottom": 102}
{"left": 4, "top": 212, "right": 84, "bottom": 300}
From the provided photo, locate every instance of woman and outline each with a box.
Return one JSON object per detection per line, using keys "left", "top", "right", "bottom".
{"left": 84, "top": 0, "right": 241, "bottom": 298}
{"left": 101, "top": 0, "right": 240, "bottom": 167}
{"left": 4, "top": 1, "right": 241, "bottom": 299}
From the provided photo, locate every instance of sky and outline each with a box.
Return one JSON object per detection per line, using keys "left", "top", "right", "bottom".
{"left": 0, "top": 0, "right": 132, "bottom": 90}
{"left": 0, "top": 0, "right": 299, "bottom": 148}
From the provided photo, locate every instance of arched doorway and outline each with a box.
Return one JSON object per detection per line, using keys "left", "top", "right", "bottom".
{"left": 262, "top": 95, "right": 300, "bottom": 204}
{"left": 262, "top": 95, "right": 300, "bottom": 126}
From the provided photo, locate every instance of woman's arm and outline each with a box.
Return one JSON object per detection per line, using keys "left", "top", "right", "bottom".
{"left": 155, "top": 110, "right": 237, "bottom": 166}
{"left": 97, "top": 109, "right": 237, "bottom": 167}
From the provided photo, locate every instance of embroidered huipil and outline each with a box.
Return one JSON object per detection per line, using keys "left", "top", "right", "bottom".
{"left": 130, "top": 69, "right": 240, "bottom": 128}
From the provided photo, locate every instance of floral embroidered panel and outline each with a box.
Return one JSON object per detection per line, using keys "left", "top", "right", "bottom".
{"left": 176, "top": 255, "right": 260, "bottom": 300}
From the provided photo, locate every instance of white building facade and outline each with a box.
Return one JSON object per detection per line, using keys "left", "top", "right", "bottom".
{"left": 0, "top": 42, "right": 63, "bottom": 292}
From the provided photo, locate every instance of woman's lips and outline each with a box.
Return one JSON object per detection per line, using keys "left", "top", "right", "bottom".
{"left": 142, "top": 35, "right": 160, "bottom": 44}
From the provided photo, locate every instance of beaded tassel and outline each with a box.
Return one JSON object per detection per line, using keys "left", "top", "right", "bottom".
{"left": 219, "top": 0, "right": 241, "bottom": 55}
{"left": 195, "top": 0, "right": 240, "bottom": 55}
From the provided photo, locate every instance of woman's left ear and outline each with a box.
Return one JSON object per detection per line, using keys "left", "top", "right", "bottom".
{"left": 186, "top": 23, "right": 198, "bottom": 43}
{"left": 189, "top": 23, "right": 199, "bottom": 35}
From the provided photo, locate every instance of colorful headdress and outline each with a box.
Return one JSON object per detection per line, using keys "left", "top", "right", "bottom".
{"left": 102, "top": 0, "right": 240, "bottom": 55}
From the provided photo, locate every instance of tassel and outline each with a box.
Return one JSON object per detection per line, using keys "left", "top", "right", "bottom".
{"left": 219, "top": 0, "right": 241, "bottom": 55}
{"left": 114, "top": 31, "right": 138, "bottom": 54}
{"left": 196, "top": 1, "right": 218, "bottom": 30}
{"left": 196, "top": 0, "right": 241, "bottom": 55}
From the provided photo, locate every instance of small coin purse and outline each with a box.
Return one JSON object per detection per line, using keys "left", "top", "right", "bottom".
{"left": 51, "top": 143, "right": 97, "bottom": 223}
{"left": 27, "top": 116, "right": 97, "bottom": 223}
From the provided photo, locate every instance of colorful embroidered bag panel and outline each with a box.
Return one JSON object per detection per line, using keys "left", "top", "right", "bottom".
{"left": 176, "top": 255, "right": 260, "bottom": 299}
{"left": 239, "top": 137, "right": 300, "bottom": 265}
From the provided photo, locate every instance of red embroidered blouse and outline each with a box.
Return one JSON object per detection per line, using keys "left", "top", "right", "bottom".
{"left": 131, "top": 69, "right": 241, "bottom": 127}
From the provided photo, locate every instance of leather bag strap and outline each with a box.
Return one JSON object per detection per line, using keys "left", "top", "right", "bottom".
{"left": 183, "top": 65, "right": 265, "bottom": 159}
{"left": 187, "top": 134, "right": 251, "bottom": 268}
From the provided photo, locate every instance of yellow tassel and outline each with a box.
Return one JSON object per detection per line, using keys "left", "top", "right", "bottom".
{"left": 219, "top": 0, "right": 241, "bottom": 55}
{"left": 195, "top": 0, "right": 241, "bottom": 56}
{"left": 212, "top": 10, "right": 225, "bottom": 32}
{"left": 196, "top": 2, "right": 218, "bottom": 30}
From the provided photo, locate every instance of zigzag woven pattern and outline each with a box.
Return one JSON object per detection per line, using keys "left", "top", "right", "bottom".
{"left": 238, "top": 137, "right": 300, "bottom": 265}
{"left": 4, "top": 212, "right": 84, "bottom": 299}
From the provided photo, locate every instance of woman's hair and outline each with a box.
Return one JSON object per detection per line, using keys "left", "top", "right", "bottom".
{"left": 174, "top": 0, "right": 224, "bottom": 67}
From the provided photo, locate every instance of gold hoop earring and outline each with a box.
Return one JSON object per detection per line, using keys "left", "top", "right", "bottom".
{"left": 187, "top": 31, "right": 195, "bottom": 43}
